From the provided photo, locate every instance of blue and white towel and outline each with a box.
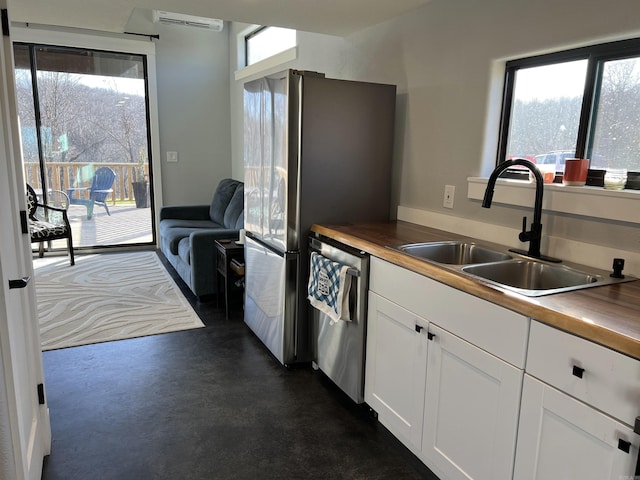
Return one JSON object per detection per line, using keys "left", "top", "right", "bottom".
{"left": 308, "top": 252, "right": 352, "bottom": 323}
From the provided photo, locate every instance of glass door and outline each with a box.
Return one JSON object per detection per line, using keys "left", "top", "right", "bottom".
{"left": 14, "top": 43, "right": 154, "bottom": 249}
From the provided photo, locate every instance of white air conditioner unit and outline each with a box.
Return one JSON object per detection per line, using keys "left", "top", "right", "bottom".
{"left": 153, "top": 11, "right": 224, "bottom": 31}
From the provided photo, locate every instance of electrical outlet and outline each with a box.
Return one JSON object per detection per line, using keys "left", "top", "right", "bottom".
{"left": 167, "top": 151, "right": 178, "bottom": 163}
{"left": 443, "top": 185, "right": 455, "bottom": 209}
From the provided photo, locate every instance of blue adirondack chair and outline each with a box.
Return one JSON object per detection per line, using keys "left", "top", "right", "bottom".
{"left": 68, "top": 166, "right": 116, "bottom": 220}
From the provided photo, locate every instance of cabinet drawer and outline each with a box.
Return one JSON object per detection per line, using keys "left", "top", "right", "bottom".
{"left": 527, "top": 321, "right": 640, "bottom": 426}
{"left": 370, "top": 257, "right": 529, "bottom": 368}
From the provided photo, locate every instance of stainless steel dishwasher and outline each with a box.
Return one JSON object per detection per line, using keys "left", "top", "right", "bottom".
{"left": 308, "top": 233, "right": 369, "bottom": 403}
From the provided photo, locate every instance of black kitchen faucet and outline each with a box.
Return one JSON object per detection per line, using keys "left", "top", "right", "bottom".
{"left": 482, "top": 158, "right": 560, "bottom": 263}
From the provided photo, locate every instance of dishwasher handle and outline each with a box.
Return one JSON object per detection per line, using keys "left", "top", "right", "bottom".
{"left": 309, "top": 235, "right": 368, "bottom": 258}
{"left": 308, "top": 239, "right": 360, "bottom": 277}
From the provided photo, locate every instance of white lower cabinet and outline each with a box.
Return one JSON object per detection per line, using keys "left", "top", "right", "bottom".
{"left": 516, "top": 321, "right": 640, "bottom": 480}
{"left": 422, "top": 324, "right": 523, "bottom": 480}
{"left": 365, "top": 257, "right": 640, "bottom": 480}
{"left": 365, "top": 291, "right": 428, "bottom": 452}
{"left": 365, "top": 295, "right": 523, "bottom": 480}
{"left": 514, "top": 374, "right": 640, "bottom": 480}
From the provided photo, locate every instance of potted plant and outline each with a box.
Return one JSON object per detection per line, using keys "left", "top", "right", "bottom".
{"left": 132, "top": 155, "right": 149, "bottom": 208}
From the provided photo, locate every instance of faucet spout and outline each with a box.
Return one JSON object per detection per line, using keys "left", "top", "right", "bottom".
{"left": 482, "top": 158, "right": 559, "bottom": 262}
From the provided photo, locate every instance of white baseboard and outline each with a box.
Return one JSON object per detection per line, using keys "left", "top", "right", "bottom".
{"left": 397, "top": 206, "right": 640, "bottom": 277}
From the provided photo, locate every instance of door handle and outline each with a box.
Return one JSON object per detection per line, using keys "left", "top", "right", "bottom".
{"left": 20, "top": 210, "right": 28, "bottom": 234}
{"left": 8, "top": 276, "right": 30, "bottom": 289}
{"left": 572, "top": 365, "right": 585, "bottom": 378}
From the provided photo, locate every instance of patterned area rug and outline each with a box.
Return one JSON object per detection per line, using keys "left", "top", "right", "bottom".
{"left": 34, "top": 251, "right": 204, "bottom": 350}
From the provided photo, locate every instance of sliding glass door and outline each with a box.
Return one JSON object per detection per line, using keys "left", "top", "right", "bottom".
{"left": 14, "top": 43, "right": 154, "bottom": 249}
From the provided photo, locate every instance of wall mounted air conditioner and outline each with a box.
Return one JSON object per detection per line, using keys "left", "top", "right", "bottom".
{"left": 153, "top": 11, "right": 224, "bottom": 31}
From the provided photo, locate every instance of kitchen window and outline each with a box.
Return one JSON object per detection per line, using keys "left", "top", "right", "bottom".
{"left": 497, "top": 38, "right": 640, "bottom": 188}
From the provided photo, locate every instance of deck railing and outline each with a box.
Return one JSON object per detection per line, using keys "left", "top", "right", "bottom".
{"left": 24, "top": 162, "right": 149, "bottom": 204}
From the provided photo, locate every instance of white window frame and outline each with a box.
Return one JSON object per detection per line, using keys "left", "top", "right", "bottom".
{"left": 234, "top": 25, "right": 297, "bottom": 81}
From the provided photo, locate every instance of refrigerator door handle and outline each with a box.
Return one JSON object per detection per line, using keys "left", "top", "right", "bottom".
{"left": 246, "top": 231, "right": 286, "bottom": 258}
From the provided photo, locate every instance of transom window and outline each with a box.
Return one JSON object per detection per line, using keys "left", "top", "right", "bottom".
{"left": 498, "top": 38, "right": 640, "bottom": 186}
{"left": 245, "top": 26, "right": 296, "bottom": 67}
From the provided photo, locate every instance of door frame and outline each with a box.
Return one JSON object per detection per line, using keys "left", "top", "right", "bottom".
{"left": 11, "top": 24, "right": 164, "bottom": 245}
{"left": 0, "top": 5, "right": 51, "bottom": 478}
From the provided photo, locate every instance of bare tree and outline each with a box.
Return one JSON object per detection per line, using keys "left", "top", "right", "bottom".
{"left": 591, "top": 59, "right": 640, "bottom": 168}
{"left": 15, "top": 69, "right": 148, "bottom": 170}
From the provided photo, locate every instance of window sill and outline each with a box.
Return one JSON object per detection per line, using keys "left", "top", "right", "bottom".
{"left": 234, "top": 47, "right": 297, "bottom": 81}
{"left": 467, "top": 177, "right": 640, "bottom": 225}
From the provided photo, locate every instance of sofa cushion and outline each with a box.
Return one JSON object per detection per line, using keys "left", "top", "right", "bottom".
{"left": 223, "top": 185, "right": 244, "bottom": 229}
{"left": 163, "top": 227, "right": 202, "bottom": 255}
{"left": 160, "top": 219, "right": 222, "bottom": 235}
{"left": 210, "top": 179, "right": 242, "bottom": 226}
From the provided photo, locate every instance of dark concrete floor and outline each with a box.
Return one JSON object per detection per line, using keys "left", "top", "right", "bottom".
{"left": 41, "top": 255, "right": 439, "bottom": 480}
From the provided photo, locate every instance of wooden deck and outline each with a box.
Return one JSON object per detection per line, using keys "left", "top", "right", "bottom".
{"left": 45, "top": 203, "right": 154, "bottom": 252}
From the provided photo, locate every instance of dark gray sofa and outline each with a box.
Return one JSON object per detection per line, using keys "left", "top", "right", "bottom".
{"left": 159, "top": 178, "right": 244, "bottom": 299}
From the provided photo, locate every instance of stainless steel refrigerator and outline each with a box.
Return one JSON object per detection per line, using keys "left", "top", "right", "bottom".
{"left": 243, "top": 69, "right": 396, "bottom": 365}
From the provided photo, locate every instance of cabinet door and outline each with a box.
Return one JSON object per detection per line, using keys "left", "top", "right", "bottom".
{"left": 514, "top": 375, "right": 640, "bottom": 480}
{"left": 365, "top": 291, "right": 428, "bottom": 452}
{"left": 422, "top": 325, "right": 523, "bottom": 480}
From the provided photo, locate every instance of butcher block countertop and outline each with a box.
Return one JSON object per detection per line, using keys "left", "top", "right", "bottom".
{"left": 311, "top": 221, "right": 640, "bottom": 361}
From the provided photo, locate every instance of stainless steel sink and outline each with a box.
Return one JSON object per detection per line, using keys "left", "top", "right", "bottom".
{"left": 461, "top": 260, "right": 603, "bottom": 296}
{"left": 387, "top": 240, "right": 636, "bottom": 296}
{"left": 390, "top": 241, "right": 512, "bottom": 265}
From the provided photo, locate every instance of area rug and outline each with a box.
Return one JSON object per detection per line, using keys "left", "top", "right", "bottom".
{"left": 34, "top": 251, "right": 204, "bottom": 350}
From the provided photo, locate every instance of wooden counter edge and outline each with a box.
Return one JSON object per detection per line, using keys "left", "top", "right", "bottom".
{"left": 311, "top": 224, "right": 640, "bottom": 361}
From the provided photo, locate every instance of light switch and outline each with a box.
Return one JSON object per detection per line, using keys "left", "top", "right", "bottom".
{"left": 167, "top": 151, "right": 178, "bottom": 163}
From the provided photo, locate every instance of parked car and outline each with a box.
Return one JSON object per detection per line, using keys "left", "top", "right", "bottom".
{"left": 534, "top": 150, "right": 576, "bottom": 172}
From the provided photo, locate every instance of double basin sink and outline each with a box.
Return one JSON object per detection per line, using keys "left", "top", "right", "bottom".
{"left": 388, "top": 241, "right": 634, "bottom": 296}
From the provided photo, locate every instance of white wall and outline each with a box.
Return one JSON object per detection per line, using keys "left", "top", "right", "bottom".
{"left": 339, "top": 0, "right": 640, "bottom": 260}
{"left": 340, "top": 0, "right": 640, "bottom": 216}
{"left": 230, "top": 0, "right": 640, "bottom": 270}
{"left": 155, "top": 23, "right": 232, "bottom": 205}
